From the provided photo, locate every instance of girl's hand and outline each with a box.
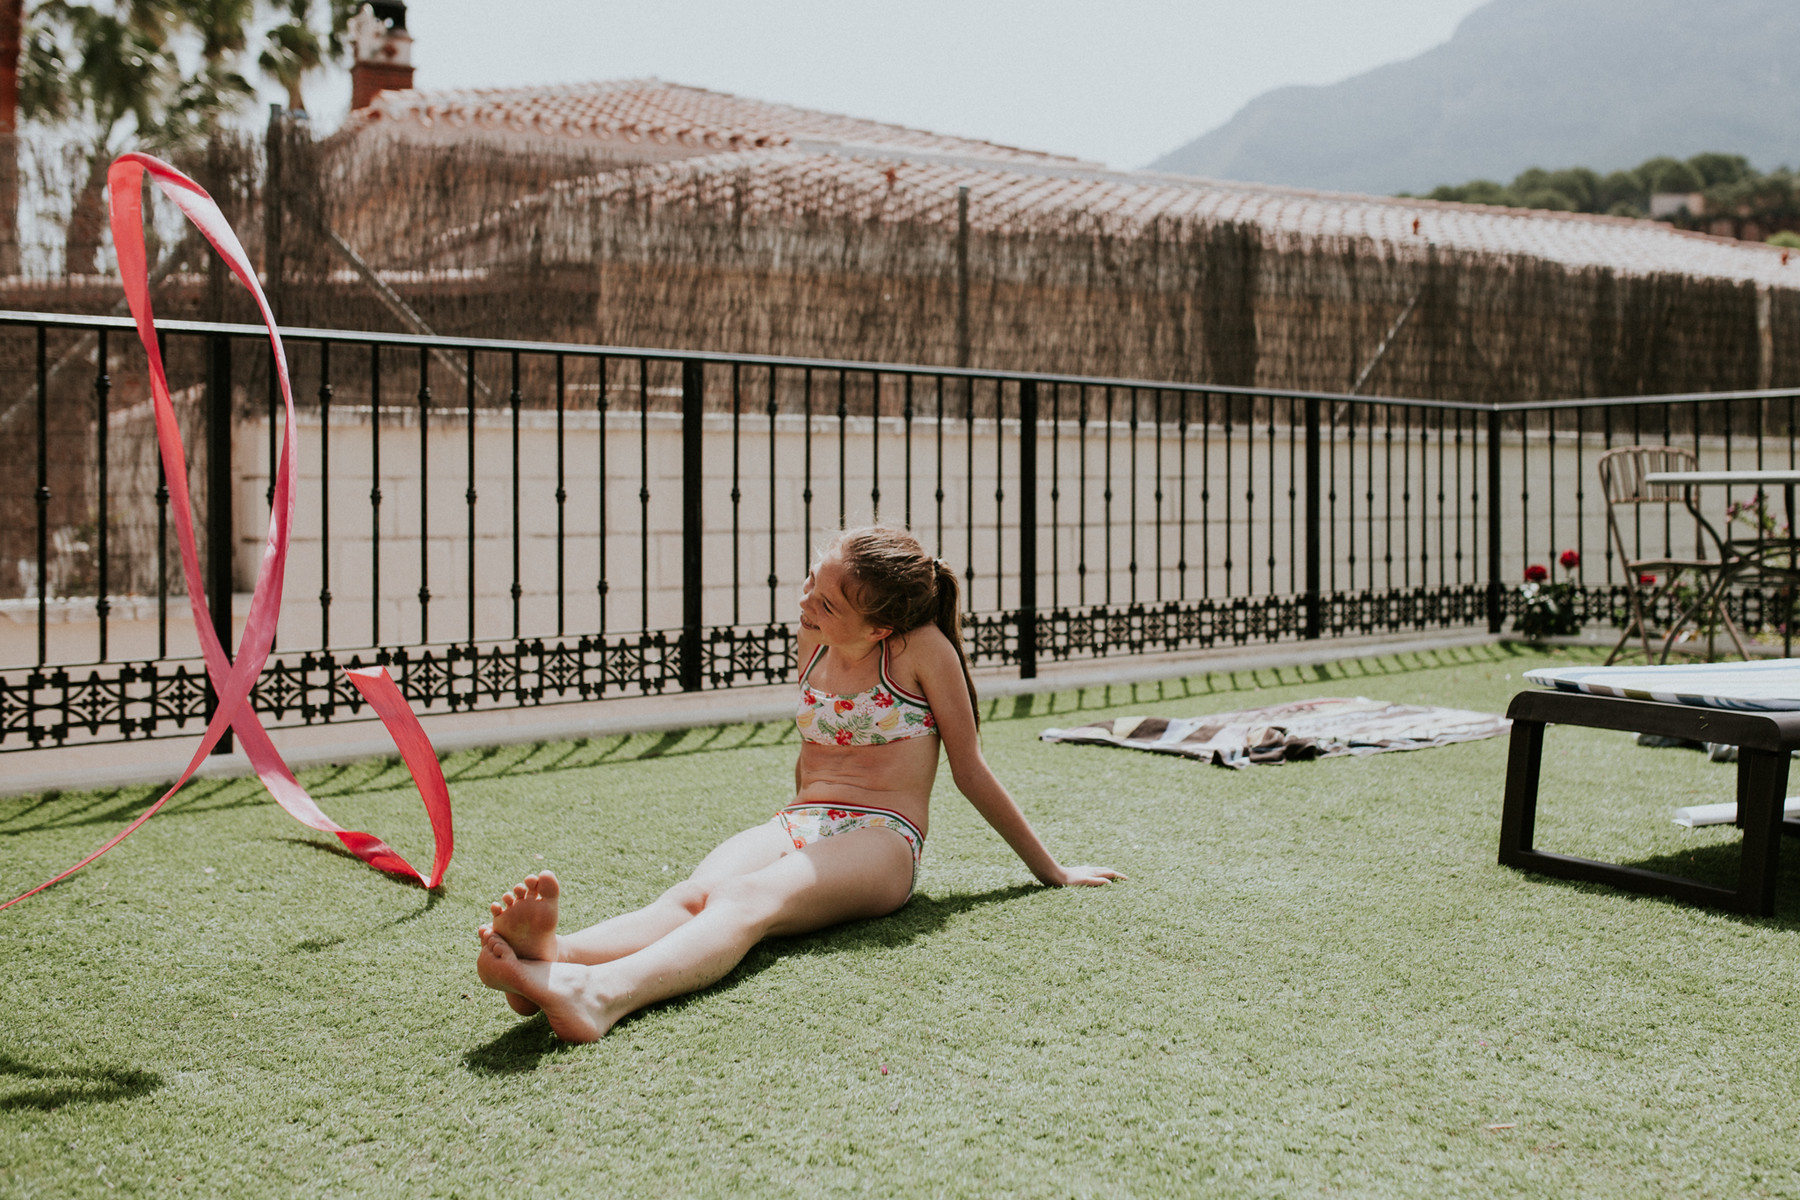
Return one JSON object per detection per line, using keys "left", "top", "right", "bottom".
{"left": 1042, "top": 864, "right": 1126, "bottom": 887}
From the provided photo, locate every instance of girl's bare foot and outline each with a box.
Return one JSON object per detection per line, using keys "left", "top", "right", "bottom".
{"left": 476, "top": 923, "right": 544, "bottom": 1016}
{"left": 476, "top": 928, "right": 614, "bottom": 1043}
{"left": 489, "top": 871, "right": 562, "bottom": 962}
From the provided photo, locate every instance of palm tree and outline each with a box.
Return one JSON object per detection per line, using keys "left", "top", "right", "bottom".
{"left": 22, "top": 0, "right": 179, "bottom": 274}
{"left": 258, "top": 0, "right": 321, "bottom": 114}
{"left": 0, "top": 0, "right": 22, "bottom": 274}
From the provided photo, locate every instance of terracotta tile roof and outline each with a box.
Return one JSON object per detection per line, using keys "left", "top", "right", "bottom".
{"left": 355, "top": 77, "right": 1091, "bottom": 166}
{"left": 467, "top": 145, "right": 1797, "bottom": 288}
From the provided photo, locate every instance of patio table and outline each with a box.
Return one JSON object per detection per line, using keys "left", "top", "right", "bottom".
{"left": 1645, "top": 469, "right": 1800, "bottom": 657}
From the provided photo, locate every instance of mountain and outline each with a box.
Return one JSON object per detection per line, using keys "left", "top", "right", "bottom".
{"left": 1148, "top": 0, "right": 1800, "bottom": 195}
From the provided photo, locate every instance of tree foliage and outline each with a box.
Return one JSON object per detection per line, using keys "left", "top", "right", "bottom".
{"left": 16, "top": 0, "right": 351, "bottom": 272}
{"left": 1408, "top": 151, "right": 1800, "bottom": 244}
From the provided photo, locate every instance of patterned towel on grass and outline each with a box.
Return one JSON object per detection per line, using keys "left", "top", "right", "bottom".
{"left": 1039, "top": 696, "right": 1511, "bottom": 769}
{"left": 1524, "top": 659, "right": 1800, "bottom": 712}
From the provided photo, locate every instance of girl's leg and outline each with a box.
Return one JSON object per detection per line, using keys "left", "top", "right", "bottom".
{"left": 555, "top": 821, "right": 793, "bottom": 964}
{"left": 484, "top": 821, "right": 792, "bottom": 966}
{"left": 477, "top": 826, "right": 913, "bottom": 1042}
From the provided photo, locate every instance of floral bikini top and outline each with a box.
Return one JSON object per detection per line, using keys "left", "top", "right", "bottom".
{"left": 797, "top": 642, "right": 937, "bottom": 746}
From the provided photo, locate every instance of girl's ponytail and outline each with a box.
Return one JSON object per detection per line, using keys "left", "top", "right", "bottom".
{"left": 933, "top": 558, "right": 980, "bottom": 727}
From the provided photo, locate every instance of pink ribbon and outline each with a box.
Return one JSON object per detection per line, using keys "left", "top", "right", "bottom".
{"left": 2, "top": 153, "right": 453, "bottom": 909}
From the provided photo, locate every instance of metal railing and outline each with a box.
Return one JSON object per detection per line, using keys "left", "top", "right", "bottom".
{"left": 5, "top": 309, "right": 1799, "bottom": 751}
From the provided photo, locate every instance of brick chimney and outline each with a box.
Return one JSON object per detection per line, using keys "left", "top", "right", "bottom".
{"left": 349, "top": 1, "right": 413, "bottom": 110}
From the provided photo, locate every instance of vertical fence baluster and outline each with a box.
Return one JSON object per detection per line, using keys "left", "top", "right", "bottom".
{"left": 1078, "top": 385, "right": 1089, "bottom": 606}
{"left": 95, "top": 329, "right": 110, "bottom": 660}
{"left": 318, "top": 343, "right": 332, "bottom": 650}
{"left": 1286, "top": 396, "right": 1297, "bottom": 599}
{"left": 903, "top": 374, "right": 915, "bottom": 530}
{"left": 994, "top": 379, "right": 1005, "bottom": 617}
{"left": 509, "top": 351, "right": 521, "bottom": 641}
{"left": 681, "top": 359, "right": 703, "bottom": 692}
{"left": 1051, "top": 382, "right": 1063, "bottom": 613}
{"left": 1105, "top": 386, "right": 1116, "bottom": 605}
{"left": 1201, "top": 391, "right": 1211, "bottom": 601}
{"left": 1305, "top": 396, "right": 1321, "bottom": 639}
{"left": 730, "top": 362, "right": 741, "bottom": 629}
{"left": 1344, "top": 402, "right": 1355, "bottom": 597}
{"left": 1435, "top": 409, "right": 1446, "bottom": 591}
{"left": 1487, "top": 407, "right": 1503, "bottom": 634}
{"left": 1176, "top": 389, "right": 1188, "bottom": 602}
{"left": 206, "top": 332, "right": 234, "bottom": 751}
{"left": 465, "top": 347, "right": 477, "bottom": 646}
{"left": 34, "top": 326, "right": 47, "bottom": 666}
{"left": 418, "top": 346, "right": 432, "bottom": 644}
{"left": 1018, "top": 378, "right": 1037, "bottom": 678}
{"left": 1399, "top": 405, "right": 1410, "bottom": 593}
{"left": 368, "top": 344, "right": 381, "bottom": 648}
{"left": 965, "top": 376, "right": 976, "bottom": 602}
{"left": 803, "top": 368, "right": 814, "bottom": 567}
{"left": 155, "top": 332, "right": 170, "bottom": 660}
{"left": 836, "top": 369, "right": 848, "bottom": 527}
{"left": 934, "top": 375, "right": 946, "bottom": 555}
{"left": 869, "top": 371, "right": 881, "bottom": 525}
{"left": 1384, "top": 403, "right": 1396, "bottom": 594}
{"left": 1328, "top": 397, "right": 1338, "bottom": 599}
{"left": 1453, "top": 410, "right": 1464, "bottom": 596}
{"left": 1152, "top": 390, "right": 1166, "bottom": 604}
{"left": 554, "top": 354, "right": 566, "bottom": 637}
{"left": 598, "top": 354, "right": 610, "bottom": 639}
{"left": 265, "top": 346, "right": 278, "bottom": 653}
{"left": 1266, "top": 391, "right": 1277, "bottom": 601}
{"left": 765, "top": 365, "right": 776, "bottom": 624}
{"left": 638, "top": 358, "right": 650, "bottom": 642}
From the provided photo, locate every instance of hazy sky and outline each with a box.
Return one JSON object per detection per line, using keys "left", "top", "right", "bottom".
{"left": 296, "top": 0, "right": 1492, "bottom": 170}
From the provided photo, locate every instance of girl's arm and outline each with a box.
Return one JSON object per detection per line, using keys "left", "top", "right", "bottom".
{"left": 908, "top": 632, "right": 1121, "bottom": 888}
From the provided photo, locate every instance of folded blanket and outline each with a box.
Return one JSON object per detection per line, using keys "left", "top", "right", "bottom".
{"left": 1040, "top": 696, "right": 1511, "bottom": 768}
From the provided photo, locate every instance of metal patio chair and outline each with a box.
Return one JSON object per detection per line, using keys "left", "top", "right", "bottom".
{"left": 1597, "top": 445, "right": 1750, "bottom": 664}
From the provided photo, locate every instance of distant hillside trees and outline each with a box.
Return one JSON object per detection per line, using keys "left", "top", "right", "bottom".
{"left": 1407, "top": 151, "right": 1800, "bottom": 245}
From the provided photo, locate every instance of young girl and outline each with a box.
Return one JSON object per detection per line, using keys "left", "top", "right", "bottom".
{"left": 476, "top": 526, "right": 1121, "bottom": 1041}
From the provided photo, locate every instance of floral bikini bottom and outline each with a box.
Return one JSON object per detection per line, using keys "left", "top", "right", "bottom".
{"left": 773, "top": 803, "right": 925, "bottom": 897}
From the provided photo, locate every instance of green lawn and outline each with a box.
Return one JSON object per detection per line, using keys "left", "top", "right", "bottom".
{"left": 6, "top": 641, "right": 1800, "bottom": 1198}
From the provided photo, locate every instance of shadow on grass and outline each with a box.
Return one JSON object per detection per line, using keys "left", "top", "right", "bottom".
{"left": 462, "top": 1015, "right": 578, "bottom": 1075}
{"left": 1511, "top": 837, "right": 1800, "bottom": 929}
{"left": 293, "top": 720, "right": 803, "bottom": 801}
{"left": 0, "top": 775, "right": 268, "bottom": 837}
{"left": 459, "top": 883, "right": 1037, "bottom": 1075}
{"left": 283, "top": 644, "right": 1542, "bottom": 802}
{"left": 0, "top": 1053, "right": 163, "bottom": 1112}
{"left": 286, "top": 878, "right": 444, "bottom": 953}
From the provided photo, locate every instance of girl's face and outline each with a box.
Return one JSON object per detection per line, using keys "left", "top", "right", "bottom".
{"left": 798, "top": 549, "right": 890, "bottom": 645}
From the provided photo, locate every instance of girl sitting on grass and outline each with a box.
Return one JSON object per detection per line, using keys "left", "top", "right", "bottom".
{"left": 476, "top": 525, "right": 1122, "bottom": 1041}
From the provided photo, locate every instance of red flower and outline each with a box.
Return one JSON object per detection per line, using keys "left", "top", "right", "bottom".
{"left": 1640, "top": 573, "right": 1657, "bottom": 585}
{"left": 872, "top": 690, "right": 894, "bottom": 708}
{"left": 1559, "top": 548, "right": 1580, "bottom": 570}
{"left": 834, "top": 698, "right": 855, "bottom": 714}
{"left": 1525, "top": 564, "right": 1549, "bottom": 583}
{"left": 922, "top": 713, "right": 936, "bottom": 728}
{"left": 834, "top": 729, "right": 854, "bottom": 745}
{"left": 826, "top": 809, "right": 850, "bottom": 821}
{"left": 803, "top": 689, "right": 816, "bottom": 705}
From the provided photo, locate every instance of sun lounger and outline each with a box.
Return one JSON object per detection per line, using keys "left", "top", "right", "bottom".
{"left": 1500, "top": 660, "right": 1800, "bottom": 915}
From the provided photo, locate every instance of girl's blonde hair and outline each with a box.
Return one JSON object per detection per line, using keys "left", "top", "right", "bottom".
{"left": 827, "top": 526, "right": 978, "bottom": 725}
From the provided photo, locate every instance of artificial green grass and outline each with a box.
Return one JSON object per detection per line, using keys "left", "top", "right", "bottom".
{"left": 6, "top": 641, "right": 1800, "bottom": 1197}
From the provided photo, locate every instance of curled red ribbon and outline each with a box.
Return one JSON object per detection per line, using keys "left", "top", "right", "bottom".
{"left": 1, "top": 153, "right": 453, "bottom": 909}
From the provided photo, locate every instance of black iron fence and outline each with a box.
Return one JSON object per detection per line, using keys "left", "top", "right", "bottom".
{"left": 6, "top": 309, "right": 1800, "bottom": 752}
